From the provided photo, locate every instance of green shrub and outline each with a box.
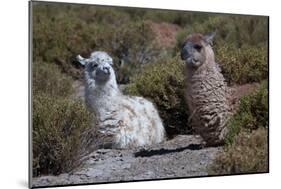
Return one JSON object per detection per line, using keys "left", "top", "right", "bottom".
{"left": 125, "top": 56, "right": 189, "bottom": 137}
{"left": 33, "top": 4, "right": 97, "bottom": 79}
{"left": 32, "top": 93, "right": 95, "bottom": 176}
{"left": 33, "top": 3, "right": 164, "bottom": 83}
{"left": 216, "top": 45, "right": 268, "bottom": 85}
{"left": 93, "top": 21, "right": 164, "bottom": 83}
{"left": 143, "top": 10, "right": 209, "bottom": 27}
{"left": 176, "top": 15, "right": 268, "bottom": 49}
{"left": 226, "top": 80, "right": 268, "bottom": 144}
{"left": 32, "top": 62, "right": 73, "bottom": 97}
{"left": 209, "top": 127, "right": 268, "bottom": 175}
{"left": 208, "top": 80, "right": 268, "bottom": 175}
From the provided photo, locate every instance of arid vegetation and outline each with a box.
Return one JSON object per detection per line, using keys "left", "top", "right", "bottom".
{"left": 208, "top": 81, "right": 268, "bottom": 174}
{"left": 32, "top": 2, "right": 268, "bottom": 177}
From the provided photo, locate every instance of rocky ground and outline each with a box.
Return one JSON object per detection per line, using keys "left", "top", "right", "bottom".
{"left": 32, "top": 135, "right": 221, "bottom": 187}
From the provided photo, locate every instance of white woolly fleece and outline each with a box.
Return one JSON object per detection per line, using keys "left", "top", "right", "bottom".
{"left": 78, "top": 51, "right": 165, "bottom": 149}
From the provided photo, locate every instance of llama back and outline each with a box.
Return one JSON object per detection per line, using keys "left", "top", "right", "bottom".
{"left": 103, "top": 96, "right": 165, "bottom": 148}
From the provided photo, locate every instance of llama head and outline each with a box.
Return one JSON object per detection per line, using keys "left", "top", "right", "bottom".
{"left": 77, "top": 51, "right": 114, "bottom": 83}
{"left": 180, "top": 32, "right": 216, "bottom": 68}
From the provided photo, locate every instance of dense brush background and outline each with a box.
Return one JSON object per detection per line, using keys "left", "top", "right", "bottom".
{"left": 32, "top": 2, "right": 268, "bottom": 177}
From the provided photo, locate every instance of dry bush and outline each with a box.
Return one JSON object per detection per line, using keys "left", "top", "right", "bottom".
{"left": 32, "top": 3, "right": 165, "bottom": 83}
{"left": 209, "top": 127, "right": 268, "bottom": 175}
{"left": 32, "top": 59, "right": 96, "bottom": 177}
{"left": 226, "top": 81, "right": 268, "bottom": 144}
{"left": 209, "top": 81, "right": 268, "bottom": 174}
{"left": 93, "top": 21, "right": 164, "bottom": 83}
{"left": 32, "top": 93, "right": 95, "bottom": 176}
{"left": 32, "top": 62, "right": 73, "bottom": 97}
{"left": 143, "top": 10, "right": 209, "bottom": 27}
{"left": 176, "top": 15, "right": 268, "bottom": 49}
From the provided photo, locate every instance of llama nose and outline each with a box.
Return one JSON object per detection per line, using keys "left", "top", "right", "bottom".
{"left": 181, "top": 44, "right": 191, "bottom": 60}
{"left": 102, "top": 66, "right": 110, "bottom": 74}
{"left": 181, "top": 49, "right": 189, "bottom": 60}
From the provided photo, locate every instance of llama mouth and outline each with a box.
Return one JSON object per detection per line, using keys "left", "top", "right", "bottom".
{"left": 94, "top": 70, "right": 111, "bottom": 82}
{"left": 96, "top": 69, "right": 110, "bottom": 76}
{"left": 185, "top": 58, "right": 199, "bottom": 65}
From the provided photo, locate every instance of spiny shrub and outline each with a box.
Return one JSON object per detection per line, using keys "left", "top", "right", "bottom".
{"left": 32, "top": 93, "right": 94, "bottom": 176}
{"left": 209, "top": 127, "right": 268, "bottom": 175}
{"left": 125, "top": 56, "right": 189, "bottom": 137}
{"left": 32, "top": 62, "right": 73, "bottom": 97}
{"left": 216, "top": 45, "right": 268, "bottom": 85}
{"left": 226, "top": 80, "right": 268, "bottom": 144}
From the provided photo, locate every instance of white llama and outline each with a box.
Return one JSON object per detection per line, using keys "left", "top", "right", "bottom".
{"left": 77, "top": 51, "right": 165, "bottom": 149}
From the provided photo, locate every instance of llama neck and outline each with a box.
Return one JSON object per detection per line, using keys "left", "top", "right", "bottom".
{"left": 85, "top": 75, "right": 121, "bottom": 98}
{"left": 84, "top": 72, "right": 121, "bottom": 116}
{"left": 204, "top": 45, "right": 215, "bottom": 64}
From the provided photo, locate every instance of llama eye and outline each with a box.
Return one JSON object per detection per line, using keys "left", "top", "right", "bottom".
{"left": 194, "top": 44, "right": 202, "bottom": 51}
{"left": 92, "top": 64, "right": 98, "bottom": 69}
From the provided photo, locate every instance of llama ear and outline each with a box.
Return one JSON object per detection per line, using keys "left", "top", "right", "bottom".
{"left": 204, "top": 32, "right": 216, "bottom": 46}
{"left": 76, "top": 55, "right": 87, "bottom": 66}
